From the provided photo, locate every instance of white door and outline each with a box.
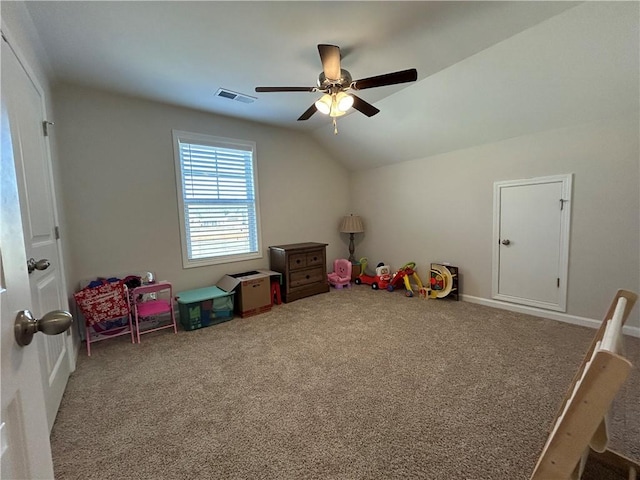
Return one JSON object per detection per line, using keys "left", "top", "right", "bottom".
{"left": 1, "top": 79, "right": 55, "bottom": 479}
{"left": 492, "top": 174, "right": 572, "bottom": 312}
{"left": 2, "top": 33, "right": 73, "bottom": 432}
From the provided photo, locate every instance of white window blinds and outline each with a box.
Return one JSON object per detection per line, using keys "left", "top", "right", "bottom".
{"left": 173, "top": 131, "right": 261, "bottom": 267}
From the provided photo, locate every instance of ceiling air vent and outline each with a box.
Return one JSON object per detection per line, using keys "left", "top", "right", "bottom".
{"left": 215, "top": 88, "right": 256, "bottom": 104}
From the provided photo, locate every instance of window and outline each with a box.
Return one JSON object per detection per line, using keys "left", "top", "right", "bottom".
{"left": 173, "top": 130, "right": 261, "bottom": 268}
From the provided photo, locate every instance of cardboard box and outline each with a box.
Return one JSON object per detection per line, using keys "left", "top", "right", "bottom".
{"left": 216, "top": 270, "right": 277, "bottom": 318}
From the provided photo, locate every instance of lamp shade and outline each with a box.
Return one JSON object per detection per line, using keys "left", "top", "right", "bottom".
{"left": 339, "top": 214, "right": 364, "bottom": 234}
{"left": 315, "top": 94, "right": 331, "bottom": 115}
{"left": 336, "top": 92, "right": 354, "bottom": 112}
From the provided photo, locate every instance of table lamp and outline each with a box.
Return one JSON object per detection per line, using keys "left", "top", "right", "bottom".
{"left": 339, "top": 214, "right": 364, "bottom": 263}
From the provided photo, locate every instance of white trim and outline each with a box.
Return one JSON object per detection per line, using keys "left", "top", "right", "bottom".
{"left": 461, "top": 294, "right": 640, "bottom": 338}
{"left": 492, "top": 174, "right": 572, "bottom": 312}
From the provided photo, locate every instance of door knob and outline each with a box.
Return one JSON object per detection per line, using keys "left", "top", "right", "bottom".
{"left": 501, "top": 239, "right": 511, "bottom": 245}
{"left": 27, "top": 258, "right": 50, "bottom": 274}
{"left": 14, "top": 309, "right": 73, "bottom": 347}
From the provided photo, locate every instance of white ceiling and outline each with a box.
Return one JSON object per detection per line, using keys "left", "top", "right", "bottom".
{"left": 23, "top": 1, "right": 639, "bottom": 170}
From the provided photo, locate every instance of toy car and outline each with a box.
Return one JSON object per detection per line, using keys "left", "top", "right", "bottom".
{"left": 354, "top": 261, "right": 391, "bottom": 290}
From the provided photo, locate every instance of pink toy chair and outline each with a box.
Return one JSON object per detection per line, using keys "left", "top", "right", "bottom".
{"left": 74, "top": 281, "right": 135, "bottom": 356}
{"left": 131, "top": 281, "right": 178, "bottom": 343}
{"left": 327, "top": 258, "right": 352, "bottom": 289}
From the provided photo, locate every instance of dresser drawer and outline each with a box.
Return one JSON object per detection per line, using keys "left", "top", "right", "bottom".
{"left": 290, "top": 267, "right": 324, "bottom": 288}
{"left": 289, "top": 253, "right": 307, "bottom": 270}
{"left": 305, "top": 251, "right": 324, "bottom": 267}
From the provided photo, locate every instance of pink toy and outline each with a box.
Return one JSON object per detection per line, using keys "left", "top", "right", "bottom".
{"left": 327, "top": 258, "right": 352, "bottom": 289}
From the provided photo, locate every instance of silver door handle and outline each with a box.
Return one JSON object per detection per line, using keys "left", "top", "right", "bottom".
{"left": 501, "top": 239, "right": 511, "bottom": 245}
{"left": 27, "top": 258, "right": 50, "bottom": 274}
{"left": 14, "top": 309, "right": 73, "bottom": 347}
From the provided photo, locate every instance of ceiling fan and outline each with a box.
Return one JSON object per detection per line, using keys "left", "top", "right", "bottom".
{"left": 255, "top": 44, "right": 417, "bottom": 133}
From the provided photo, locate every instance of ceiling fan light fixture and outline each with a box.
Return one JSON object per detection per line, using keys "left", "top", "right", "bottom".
{"left": 329, "top": 102, "right": 347, "bottom": 117}
{"left": 336, "top": 91, "right": 354, "bottom": 112}
{"left": 315, "top": 94, "right": 332, "bottom": 115}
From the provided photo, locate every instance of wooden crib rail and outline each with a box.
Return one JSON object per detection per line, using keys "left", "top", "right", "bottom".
{"left": 530, "top": 289, "right": 638, "bottom": 480}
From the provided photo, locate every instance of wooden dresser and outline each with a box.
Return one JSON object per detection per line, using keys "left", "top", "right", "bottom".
{"left": 269, "top": 242, "right": 329, "bottom": 303}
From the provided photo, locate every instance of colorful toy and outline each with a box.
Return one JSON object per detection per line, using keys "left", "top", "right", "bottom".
{"left": 327, "top": 258, "right": 352, "bottom": 289}
{"left": 354, "top": 257, "right": 391, "bottom": 290}
{"left": 429, "top": 264, "right": 455, "bottom": 299}
{"left": 430, "top": 270, "right": 445, "bottom": 291}
{"left": 386, "top": 262, "right": 425, "bottom": 297}
{"left": 354, "top": 258, "right": 424, "bottom": 297}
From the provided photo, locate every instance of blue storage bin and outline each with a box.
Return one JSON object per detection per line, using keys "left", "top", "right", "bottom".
{"left": 176, "top": 286, "right": 234, "bottom": 331}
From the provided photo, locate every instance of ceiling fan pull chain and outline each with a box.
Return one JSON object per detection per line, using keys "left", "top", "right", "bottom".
{"left": 333, "top": 117, "right": 338, "bottom": 135}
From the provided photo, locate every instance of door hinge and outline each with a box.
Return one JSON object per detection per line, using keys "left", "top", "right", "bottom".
{"left": 42, "top": 120, "right": 54, "bottom": 137}
{"left": 557, "top": 277, "right": 560, "bottom": 288}
{"left": 560, "top": 199, "right": 568, "bottom": 210}
{"left": 54, "top": 226, "right": 60, "bottom": 240}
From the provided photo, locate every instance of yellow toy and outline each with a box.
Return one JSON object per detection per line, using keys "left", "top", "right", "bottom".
{"left": 387, "top": 262, "right": 425, "bottom": 297}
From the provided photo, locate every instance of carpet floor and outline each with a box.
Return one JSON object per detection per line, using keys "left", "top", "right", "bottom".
{"left": 51, "top": 287, "right": 639, "bottom": 479}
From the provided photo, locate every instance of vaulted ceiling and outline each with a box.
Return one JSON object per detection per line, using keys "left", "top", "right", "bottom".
{"left": 24, "top": 1, "right": 639, "bottom": 170}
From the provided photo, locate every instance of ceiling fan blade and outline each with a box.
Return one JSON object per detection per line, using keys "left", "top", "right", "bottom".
{"left": 297, "top": 103, "right": 317, "bottom": 121}
{"left": 351, "top": 68, "right": 418, "bottom": 90}
{"left": 318, "top": 44, "right": 341, "bottom": 81}
{"left": 255, "top": 86, "right": 316, "bottom": 93}
{"left": 351, "top": 95, "right": 380, "bottom": 117}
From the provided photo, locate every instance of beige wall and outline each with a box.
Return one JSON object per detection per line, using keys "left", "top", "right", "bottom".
{"left": 52, "top": 84, "right": 349, "bottom": 292}
{"left": 350, "top": 115, "right": 640, "bottom": 327}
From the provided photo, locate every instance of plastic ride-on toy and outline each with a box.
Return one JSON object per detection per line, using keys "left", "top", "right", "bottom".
{"left": 354, "top": 257, "right": 391, "bottom": 290}
{"left": 386, "top": 262, "right": 425, "bottom": 297}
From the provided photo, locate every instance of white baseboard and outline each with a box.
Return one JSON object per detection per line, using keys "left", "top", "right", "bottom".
{"left": 460, "top": 294, "right": 640, "bottom": 339}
